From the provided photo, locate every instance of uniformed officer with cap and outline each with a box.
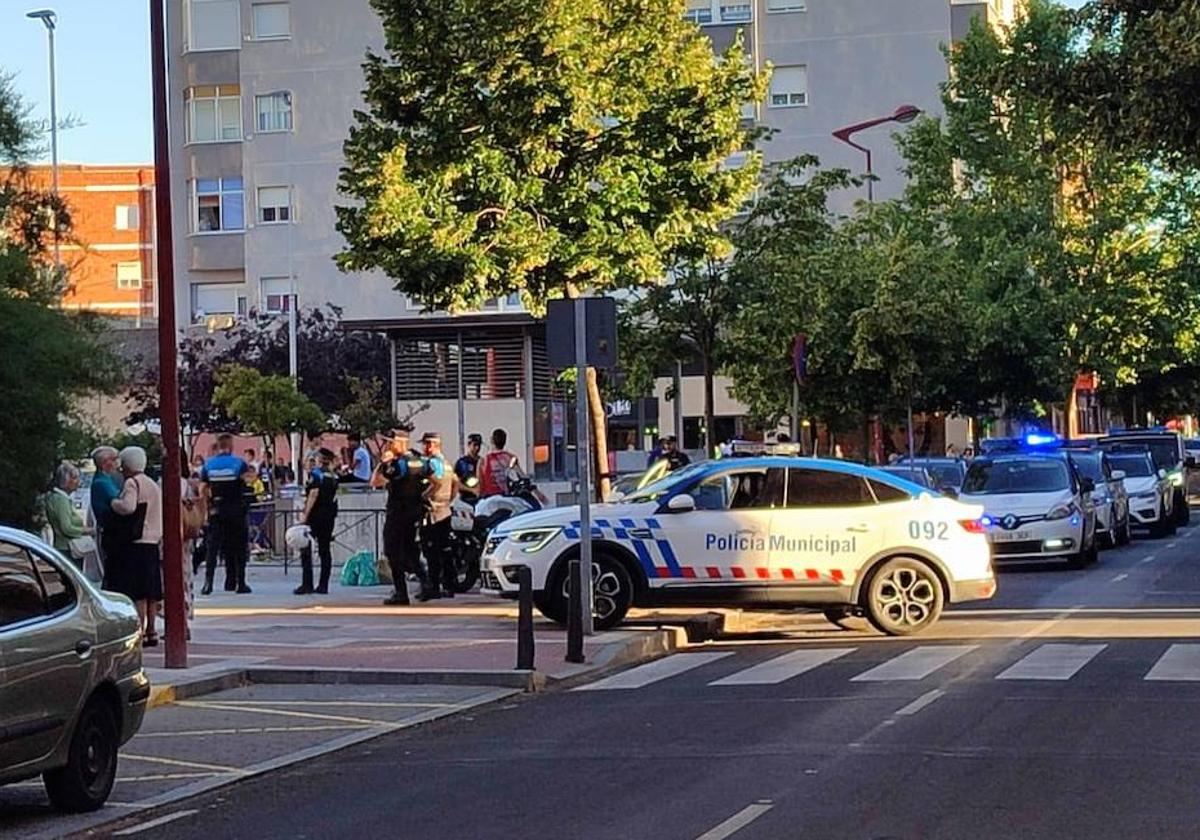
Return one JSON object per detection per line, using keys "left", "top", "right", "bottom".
{"left": 419, "top": 431, "right": 459, "bottom": 600}
{"left": 199, "top": 433, "right": 252, "bottom": 595}
{"left": 371, "top": 428, "right": 431, "bottom": 605}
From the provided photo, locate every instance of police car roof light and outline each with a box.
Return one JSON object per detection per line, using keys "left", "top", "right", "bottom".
{"left": 1023, "top": 433, "right": 1060, "bottom": 448}
{"left": 729, "top": 440, "right": 803, "bottom": 457}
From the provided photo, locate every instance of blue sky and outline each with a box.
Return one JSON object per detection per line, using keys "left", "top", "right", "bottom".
{"left": 1, "top": 0, "right": 1088, "bottom": 166}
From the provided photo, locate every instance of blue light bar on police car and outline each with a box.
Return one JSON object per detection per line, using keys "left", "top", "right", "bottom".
{"left": 729, "top": 440, "right": 803, "bottom": 456}
{"left": 1024, "top": 433, "right": 1059, "bottom": 447}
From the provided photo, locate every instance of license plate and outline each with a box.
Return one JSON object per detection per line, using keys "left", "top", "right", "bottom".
{"left": 990, "top": 529, "right": 1032, "bottom": 543}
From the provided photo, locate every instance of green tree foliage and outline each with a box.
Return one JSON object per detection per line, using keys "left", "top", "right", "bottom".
{"left": 337, "top": 0, "right": 766, "bottom": 493}
{"left": 211, "top": 365, "right": 326, "bottom": 461}
{"left": 0, "top": 74, "right": 117, "bottom": 527}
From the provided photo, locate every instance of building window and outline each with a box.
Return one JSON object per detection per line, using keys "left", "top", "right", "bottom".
{"left": 251, "top": 2, "right": 290, "bottom": 39}
{"left": 257, "top": 186, "right": 292, "bottom": 224}
{"left": 254, "top": 92, "right": 292, "bottom": 133}
{"left": 769, "top": 65, "right": 808, "bottom": 108}
{"left": 766, "top": 0, "right": 806, "bottom": 12}
{"left": 684, "top": 0, "right": 752, "bottom": 24}
{"left": 193, "top": 177, "right": 244, "bottom": 233}
{"left": 186, "top": 85, "right": 242, "bottom": 144}
{"left": 260, "top": 277, "right": 292, "bottom": 314}
{"left": 115, "top": 262, "right": 143, "bottom": 290}
{"left": 115, "top": 204, "right": 139, "bottom": 230}
{"left": 184, "top": 0, "right": 240, "bottom": 52}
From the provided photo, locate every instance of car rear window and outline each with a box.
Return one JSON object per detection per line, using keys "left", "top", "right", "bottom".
{"left": 787, "top": 469, "right": 875, "bottom": 507}
{"left": 869, "top": 479, "right": 912, "bottom": 504}
{"left": 0, "top": 542, "right": 47, "bottom": 628}
{"left": 31, "top": 553, "right": 75, "bottom": 613}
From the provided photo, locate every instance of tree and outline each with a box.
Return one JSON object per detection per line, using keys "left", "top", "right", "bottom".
{"left": 337, "top": 0, "right": 766, "bottom": 497}
{"left": 211, "top": 365, "right": 326, "bottom": 462}
{"left": 334, "top": 375, "right": 430, "bottom": 454}
{"left": 0, "top": 73, "right": 117, "bottom": 527}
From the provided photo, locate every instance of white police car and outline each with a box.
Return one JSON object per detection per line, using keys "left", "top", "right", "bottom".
{"left": 1105, "top": 451, "right": 1175, "bottom": 538}
{"left": 480, "top": 450, "right": 996, "bottom": 635}
{"left": 960, "top": 449, "right": 1098, "bottom": 567}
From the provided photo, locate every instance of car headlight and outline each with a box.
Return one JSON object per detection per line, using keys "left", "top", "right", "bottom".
{"left": 1046, "top": 503, "right": 1077, "bottom": 521}
{"left": 509, "top": 527, "right": 562, "bottom": 553}
{"left": 1135, "top": 491, "right": 1159, "bottom": 501}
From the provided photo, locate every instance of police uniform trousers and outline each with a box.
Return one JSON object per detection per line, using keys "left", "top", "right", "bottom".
{"left": 299, "top": 520, "right": 334, "bottom": 592}
{"left": 421, "top": 516, "right": 455, "bottom": 595}
{"left": 383, "top": 510, "right": 426, "bottom": 596}
{"left": 205, "top": 513, "right": 248, "bottom": 590}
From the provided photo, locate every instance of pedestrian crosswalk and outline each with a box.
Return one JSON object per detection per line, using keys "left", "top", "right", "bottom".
{"left": 574, "top": 642, "right": 1200, "bottom": 691}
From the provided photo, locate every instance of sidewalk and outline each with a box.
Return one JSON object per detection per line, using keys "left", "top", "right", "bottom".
{"left": 142, "top": 562, "right": 688, "bottom": 699}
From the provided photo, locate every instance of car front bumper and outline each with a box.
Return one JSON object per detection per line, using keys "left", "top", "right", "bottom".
{"left": 950, "top": 575, "right": 998, "bottom": 603}
{"left": 987, "top": 517, "right": 1084, "bottom": 561}
{"left": 119, "top": 668, "right": 150, "bottom": 745}
{"left": 1129, "top": 497, "right": 1164, "bottom": 526}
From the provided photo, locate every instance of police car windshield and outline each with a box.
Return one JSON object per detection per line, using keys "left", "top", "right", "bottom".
{"left": 1070, "top": 454, "right": 1104, "bottom": 482}
{"left": 880, "top": 467, "right": 930, "bottom": 487}
{"left": 623, "top": 461, "right": 710, "bottom": 502}
{"left": 1103, "top": 438, "right": 1179, "bottom": 470}
{"left": 962, "top": 460, "right": 1071, "bottom": 495}
{"left": 1107, "top": 454, "right": 1154, "bottom": 478}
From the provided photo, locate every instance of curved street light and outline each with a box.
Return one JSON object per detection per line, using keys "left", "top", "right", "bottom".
{"left": 832, "top": 104, "right": 923, "bottom": 203}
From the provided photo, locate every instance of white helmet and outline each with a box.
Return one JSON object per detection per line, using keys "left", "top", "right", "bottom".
{"left": 285, "top": 524, "right": 312, "bottom": 552}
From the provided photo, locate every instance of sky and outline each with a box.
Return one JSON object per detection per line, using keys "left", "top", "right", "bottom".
{"left": 0, "top": 0, "right": 1089, "bottom": 166}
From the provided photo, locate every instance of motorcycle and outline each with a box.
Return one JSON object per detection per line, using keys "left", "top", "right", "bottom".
{"left": 447, "top": 474, "right": 543, "bottom": 593}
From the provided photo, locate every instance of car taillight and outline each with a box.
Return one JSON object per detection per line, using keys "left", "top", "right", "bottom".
{"left": 958, "top": 519, "right": 987, "bottom": 534}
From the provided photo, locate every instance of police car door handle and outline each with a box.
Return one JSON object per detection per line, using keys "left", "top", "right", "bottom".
{"left": 846, "top": 524, "right": 872, "bottom": 533}
{"left": 629, "top": 528, "right": 654, "bottom": 540}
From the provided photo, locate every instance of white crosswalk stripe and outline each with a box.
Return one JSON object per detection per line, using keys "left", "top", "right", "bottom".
{"left": 850, "top": 645, "right": 978, "bottom": 682}
{"left": 1145, "top": 644, "right": 1200, "bottom": 681}
{"left": 574, "top": 651, "right": 733, "bottom": 691}
{"left": 708, "top": 648, "right": 856, "bottom": 686}
{"left": 996, "top": 643, "right": 1107, "bottom": 681}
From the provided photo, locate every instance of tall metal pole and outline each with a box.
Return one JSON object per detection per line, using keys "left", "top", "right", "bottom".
{"left": 287, "top": 120, "right": 300, "bottom": 482}
{"left": 574, "top": 298, "right": 594, "bottom": 637}
{"left": 150, "top": 0, "right": 186, "bottom": 668}
{"left": 47, "top": 22, "right": 59, "bottom": 258}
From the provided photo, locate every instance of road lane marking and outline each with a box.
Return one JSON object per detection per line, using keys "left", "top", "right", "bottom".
{"left": 695, "top": 802, "right": 775, "bottom": 840}
{"left": 136, "top": 724, "right": 367, "bottom": 738}
{"left": 122, "top": 754, "right": 246, "bottom": 774}
{"left": 996, "top": 644, "right": 1107, "bottom": 681}
{"left": 1141, "top": 555, "right": 1157, "bottom": 564}
{"left": 575, "top": 651, "right": 734, "bottom": 690}
{"left": 1111, "top": 573, "right": 1129, "bottom": 583}
{"left": 1168, "top": 542, "right": 1178, "bottom": 549}
{"left": 851, "top": 645, "right": 978, "bottom": 682}
{"left": 895, "top": 688, "right": 946, "bottom": 716}
{"left": 709, "top": 648, "right": 855, "bottom": 686}
{"left": 190, "top": 700, "right": 457, "bottom": 708}
{"left": 173, "top": 700, "right": 394, "bottom": 726}
{"left": 1145, "top": 644, "right": 1200, "bottom": 681}
{"left": 112, "top": 809, "right": 199, "bottom": 836}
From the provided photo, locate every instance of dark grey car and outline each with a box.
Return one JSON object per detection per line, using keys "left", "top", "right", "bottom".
{"left": 0, "top": 526, "right": 149, "bottom": 811}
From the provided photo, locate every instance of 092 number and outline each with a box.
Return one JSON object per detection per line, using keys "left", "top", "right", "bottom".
{"left": 909, "top": 521, "right": 948, "bottom": 541}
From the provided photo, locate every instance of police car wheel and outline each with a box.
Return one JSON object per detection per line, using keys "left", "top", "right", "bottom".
{"left": 1116, "top": 514, "right": 1132, "bottom": 546}
{"left": 1175, "top": 492, "right": 1191, "bottom": 526}
{"left": 863, "top": 558, "right": 943, "bottom": 637}
{"left": 540, "top": 554, "right": 634, "bottom": 631}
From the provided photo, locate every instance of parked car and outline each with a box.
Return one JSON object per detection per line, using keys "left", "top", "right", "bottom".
{"left": 0, "top": 526, "right": 149, "bottom": 812}
{"left": 1064, "top": 448, "right": 1131, "bottom": 547}
{"left": 1098, "top": 430, "right": 1192, "bottom": 527}
{"left": 895, "top": 457, "right": 968, "bottom": 492}
{"left": 878, "top": 465, "right": 936, "bottom": 489}
{"left": 1105, "top": 452, "right": 1176, "bottom": 538}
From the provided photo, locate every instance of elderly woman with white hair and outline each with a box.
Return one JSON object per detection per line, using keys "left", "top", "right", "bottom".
{"left": 108, "top": 445, "right": 164, "bottom": 646}
{"left": 43, "top": 461, "right": 92, "bottom": 557}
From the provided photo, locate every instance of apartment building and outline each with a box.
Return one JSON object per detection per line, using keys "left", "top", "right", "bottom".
{"left": 166, "top": 0, "right": 1021, "bottom": 471}
{"left": 21, "top": 164, "right": 157, "bottom": 322}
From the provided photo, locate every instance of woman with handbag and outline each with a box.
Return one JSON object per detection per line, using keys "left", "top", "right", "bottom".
{"left": 108, "top": 446, "right": 164, "bottom": 646}
{"left": 43, "top": 462, "right": 97, "bottom": 571}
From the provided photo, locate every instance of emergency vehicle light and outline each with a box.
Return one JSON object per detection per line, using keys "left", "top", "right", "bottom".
{"left": 1024, "top": 433, "right": 1059, "bottom": 447}
{"left": 729, "top": 441, "right": 802, "bottom": 457}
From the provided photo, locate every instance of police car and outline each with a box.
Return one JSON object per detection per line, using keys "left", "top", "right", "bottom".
{"left": 1098, "top": 429, "right": 1192, "bottom": 527}
{"left": 480, "top": 446, "right": 996, "bottom": 636}
{"left": 961, "top": 441, "right": 1098, "bottom": 567}
{"left": 1104, "top": 451, "right": 1175, "bottom": 538}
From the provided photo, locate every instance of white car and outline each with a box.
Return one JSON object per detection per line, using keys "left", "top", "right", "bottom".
{"left": 1066, "top": 449, "right": 1131, "bottom": 547}
{"left": 480, "top": 455, "right": 996, "bottom": 636}
{"left": 961, "top": 453, "right": 1098, "bottom": 567}
{"left": 1105, "top": 451, "right": 1175, "bottom": 538}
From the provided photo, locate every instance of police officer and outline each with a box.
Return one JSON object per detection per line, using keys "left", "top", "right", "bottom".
{"left": 295, "top": 448, "right": 339, "bottom": 595}
{"left": 419, "top": 432, "right": 459, "bottom": 600}
{"left": 199, "top": 434, "right": 252, "bottom": 595}
{"left": 371, "top": 429, "right": 431, "bottom": 605}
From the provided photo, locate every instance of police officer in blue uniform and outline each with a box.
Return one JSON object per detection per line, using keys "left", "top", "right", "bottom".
{"left": 295, "top": 448, "right": 339, "bottom": 595}
{"left": 200, "top": 433, "right": 252, "bottom": 595}
{"left": 371, "top": 429, "right": 432, "bottom": 605}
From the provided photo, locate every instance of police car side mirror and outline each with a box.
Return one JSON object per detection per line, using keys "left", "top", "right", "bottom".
{"left": 1158, "top": 468, "right": 1168, "bottom": 480}
{"left": 1111, "top": 470, "right": 1126, "bottom": 482}
{"left": 666, "top": 493, "right": 695, "bottom": 513}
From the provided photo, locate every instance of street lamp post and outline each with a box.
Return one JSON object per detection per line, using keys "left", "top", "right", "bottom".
{"left": 832, "top": 104, "right": 922, "bottom": 462}
{"left": 27, "top": 8, "right": 59, "bottom": 266}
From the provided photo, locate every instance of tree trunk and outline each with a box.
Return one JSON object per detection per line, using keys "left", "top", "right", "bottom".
{"left": 702, "top": 350, "right": 716, "bottom": 458}
{"left": 586, "top": 366, "right": 610, "bottom": 502}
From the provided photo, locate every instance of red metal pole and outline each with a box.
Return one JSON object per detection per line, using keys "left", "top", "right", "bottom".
{"left": 151, "top": 0, "right": 186, "bottom": 668}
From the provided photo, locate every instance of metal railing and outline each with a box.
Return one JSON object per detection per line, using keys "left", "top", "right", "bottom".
{"left": 241, "top": 502, "right": 386, "bottom": 574}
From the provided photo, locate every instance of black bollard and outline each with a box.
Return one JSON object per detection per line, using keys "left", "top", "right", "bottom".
{"left": 517, "top": 565, "right": 535, "bottom": 670}
{"left": 566, "top": 558, "right": 584, "bottom": 663}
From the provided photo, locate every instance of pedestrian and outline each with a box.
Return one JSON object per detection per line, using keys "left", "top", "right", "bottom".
{"left": 660, "top": 436, "right": 691, "bottom": 471}
{"left": 343, "top": 432, "right": 372, "bottom": 483}
{"left": 108, "top": 446, "right": 163, "bottom": 646}
{"left": 372, "top": 429, "right": 431, "bottom": 605}
{"left": 295, "top": 448, "right": 339, "bottom": 595}
{"left": 43, "top": 461, "right": 93, "bottom": 563}
{"left": 646, "top": 437, "right": 665, "bottom": 468}
{"left": 199, "top": 433, "right": 252, "bottom": 595}
{"left": 90, "top": 445, "right": 122, "bottom": 576}
{"left": 418, "top": 431, "right": 458, "bottom": 600}
{"left": 478, "top": 428, "right": 523, "bottom": 497}
{"left": 244, "top": 448, "right": 260, "bottom": 475}
{"left": 946, "top": 444, "right": 960, "bottom": 458}
{"left": 455, "top": 433, "right": 482, "bottom": 482}
{"left": 273, "top": 456, "right": 296, "bottom": 485}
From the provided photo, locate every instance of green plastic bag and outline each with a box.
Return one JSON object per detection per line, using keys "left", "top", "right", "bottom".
{"left": 340, "top": 551, "right": 380, "bottom": 587}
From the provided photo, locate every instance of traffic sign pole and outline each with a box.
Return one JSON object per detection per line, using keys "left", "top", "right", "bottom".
{"left": 574, "top": 297, "right": 594, "bottom": 638}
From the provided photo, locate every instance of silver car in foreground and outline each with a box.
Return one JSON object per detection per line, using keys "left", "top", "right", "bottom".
{"left": 0, "top": 525, "right": 149, "bottom": 811}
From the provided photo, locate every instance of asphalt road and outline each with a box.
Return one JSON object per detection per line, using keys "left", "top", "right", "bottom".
{"left": 88, "top": 519, "right": 1200, "bottom": 840}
